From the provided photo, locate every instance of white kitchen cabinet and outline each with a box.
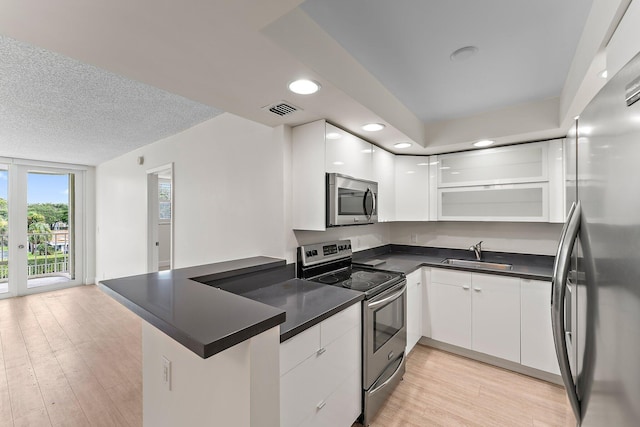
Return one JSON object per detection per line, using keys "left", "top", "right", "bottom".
{"left": 372, "top": 146, "right": 396, "bottom": 222}
{"left": 521, "top": 279, "right": 560, "bottom": 374}
{"left": 548, "top": 139, "right": 566, "bottom": 223}
{"left": 280, "top": 303, "right": 361, "bottom": 427}
{"left": 428, "top": 268, "right": 521, "bottom": 362}
{"left": 395, "top": 155, "right": 430, "bottom": 221}
{"left": 429, "top": 269, "right": 472, "bottom": 348}
{"left": 406, "top": 269, "right": 423, "bottom": 354}
{"left": 437, "top": 142, "right": 548, "bottom": 188}
{"left": 438, "top": 183, "right": 549, "bottom": 222}
{"left": 325, "top": 123, "right": 373, "bottom": 181}
{"left": 471, "top": 273, "right": 521, "bottom": 363}
{"left": 292, "top": 119, "right": 387, "bottom": 230}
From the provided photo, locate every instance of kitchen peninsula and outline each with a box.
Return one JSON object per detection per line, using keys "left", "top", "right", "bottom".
{"left": 99, "top": 256, "right": 363, "bottom": 427}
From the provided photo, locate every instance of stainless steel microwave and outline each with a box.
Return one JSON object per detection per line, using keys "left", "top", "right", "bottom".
{"left": 327, "top": 173, "right": 378, "bottom": 226}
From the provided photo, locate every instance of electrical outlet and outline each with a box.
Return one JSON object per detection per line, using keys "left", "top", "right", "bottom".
{"left": 162, "top": 356, "right": 172, "bottom": 391}
{"left": 410, "top": 234, "right": 418, "bottom": 244}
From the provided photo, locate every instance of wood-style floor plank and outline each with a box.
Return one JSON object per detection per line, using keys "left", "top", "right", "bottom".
{"left": 2, "top": 285, "right": 573, "bottom": 427}
{"left": 368, "top": 344, "right": 576, "bottom": 427}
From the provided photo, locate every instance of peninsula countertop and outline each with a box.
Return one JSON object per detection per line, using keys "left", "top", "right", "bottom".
{"left": 99, "top": 256, "right": 364, "bottom": 358}
{"left": 99, "top": 256, "right": 288, "bottom": 359}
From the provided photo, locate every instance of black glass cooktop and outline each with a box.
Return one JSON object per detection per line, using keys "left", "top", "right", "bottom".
{"left": 310, "top": 267, "right": 403, "bottom": 297}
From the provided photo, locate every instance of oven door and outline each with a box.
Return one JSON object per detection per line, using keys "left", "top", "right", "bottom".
{"left": 363, "top": 280, "right": 407, "bottom": 389}
{"left": 327, "top": 173, "right": 378, "bottom": 226}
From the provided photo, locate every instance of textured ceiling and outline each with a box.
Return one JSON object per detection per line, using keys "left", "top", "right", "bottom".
{"left": 301, "top": 0, "right": 593, "bottom": 123}
{"left": 0, "top": 35, "right": 223, "bottom": 166}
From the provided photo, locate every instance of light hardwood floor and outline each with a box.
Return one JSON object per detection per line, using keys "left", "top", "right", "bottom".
{"left": 0, "top": 285, "right": 142, "bottom": 427}
{"left": 369, "top": 345, "right": 576, "bottom": 427}
{"left": 1, "top": 285, "right": 574, "bottom": 427}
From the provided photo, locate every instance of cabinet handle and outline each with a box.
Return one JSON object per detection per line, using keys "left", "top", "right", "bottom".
{"left": 316, "top": 347, "right": 326, "bottom": 356}
{"left": 462, "top": 285, "right": 470, "bottom": 290}
{"left": 474, "top": 287, "right": 482, "bottom": 292}
{"left": 317, "top": 401, "right": 326, "bottom": 410}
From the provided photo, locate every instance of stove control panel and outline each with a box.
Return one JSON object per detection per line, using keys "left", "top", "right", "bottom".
{"left": 299, "top": 240, "right": 353, "bottom": 267}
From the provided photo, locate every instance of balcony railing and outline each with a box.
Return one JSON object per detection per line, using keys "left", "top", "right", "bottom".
{"left": 0, "top": 231, "right": 70, "bottom": 280}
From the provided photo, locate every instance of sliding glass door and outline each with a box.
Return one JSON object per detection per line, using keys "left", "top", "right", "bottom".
{"left": 0, "top": 163, "right": 84, "bottom": 299}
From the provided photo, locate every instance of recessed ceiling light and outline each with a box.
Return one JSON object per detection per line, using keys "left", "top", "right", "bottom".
{"left": 394, "top": 142, "right": 412, "bottom": 149}
{"left": 288, "top": 79, "right": 321, "bottom": 95}
{"left": 473, "top": 139, "right": 494, "bottom": 147}
{"left": 450, "top": 46, "right": 479, "bottom": 62}
{"left": 333, "top": 161, "right": 344, "bottom": 165}
{"left": 599, "top": 70, "right": 608, "bottom": 79}
{"left": 326, "top": 132, "right": 341, "bottom": 140}
{"left": 362, "top": 123, "right": 385, "bottom": 132}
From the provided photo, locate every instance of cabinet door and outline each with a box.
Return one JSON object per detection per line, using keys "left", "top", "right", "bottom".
{"left": 325, "top": 123, "right": 373, "bottom": 181}
{"left": 406, "top": 270, "right": 423, "bottom": 354}
{"left": 438, "top": 183, "right": 549, "bottom": 222}
{"left": 471, "top": 273, "right": 521, "bottom": 362}
{"left": 438, "top": 142, "right": 548, "bottom": 187}
{"left": 521, "top": 279, "right": 560, "bottom": 374}
{"left": 395, "top": 156, "right": 430, "bottom": 221}
{"left": 372, "top": 147, "right": 396, "bottom": 222}
{"left": 429, "top": 269, "right": 472, "bottom": 348}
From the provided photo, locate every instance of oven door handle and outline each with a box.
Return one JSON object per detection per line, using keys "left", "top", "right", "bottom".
{"left": 367, "top": 283, "right": 406, "bottom": 309}
{"left": 369, "top": 353, "right": 406, "bottom": 395}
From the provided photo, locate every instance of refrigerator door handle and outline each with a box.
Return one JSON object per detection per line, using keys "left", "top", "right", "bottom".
{"left": 551, "top": 201, "right": 582, "bottom": 424}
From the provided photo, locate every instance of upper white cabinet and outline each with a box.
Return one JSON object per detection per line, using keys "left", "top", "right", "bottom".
{"left": 325, "top": 123, "right": 374, "bottom": 181}
{"left": 438, "top": 183, "right": 549, "bottom": 222}
{"left": 372, "top": 146, "right": 396, "bottom": 222}
{"left": 436, "top": 140, "right": 564, "bottom": 222}
{"left": 292, "top": 120, "right": 383, "bottom": 230}
{"left": 395, "top": 156, "right": 430, "bottom": 221}
{"left": 437, "top": 142, "right": 548, "bottom": 187}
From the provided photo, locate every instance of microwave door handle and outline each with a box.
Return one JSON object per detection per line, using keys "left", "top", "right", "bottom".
{"left": 363, "top": 188, "right": 375, "bottom": 220}
{"left": 371, "top": 189, "right": 377, "bottom": 217}
{"left": 551, "top": 201, "right": 582, "bottom": 423}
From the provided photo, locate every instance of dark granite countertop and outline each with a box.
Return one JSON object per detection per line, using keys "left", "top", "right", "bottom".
{"left": 99, "top": 256, "right": 287, "bottom": 359}
{"left": 240, "top": 279, "right": 364, "bottom": 343}
{"left": 100, "top": 255, "right": 365, "bottom": 357}
{"left": 353, "top": 245, "right": 554, "bottom": 281}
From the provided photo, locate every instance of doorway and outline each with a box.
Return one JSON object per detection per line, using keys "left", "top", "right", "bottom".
{"left": 147, "top": 164, "right": 173, "bottom": 272}
{"left": 0, "top": 162, "right": 85, "bottom": 299}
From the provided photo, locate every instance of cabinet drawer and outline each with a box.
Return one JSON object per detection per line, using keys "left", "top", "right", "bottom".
{"left": 280, "top": 324, "right": 320, "bottom": 376}
{"left": 321, "top": 303, "right": 360, "bottom": 347}
{"left": 305, "top": 370, "right": 361, "bottom": 427}
{"left": 431, "top": 268, "right": 471, "bottom": 286}
{"left": 281, "top": 325, "right": 360, "bottom": 427}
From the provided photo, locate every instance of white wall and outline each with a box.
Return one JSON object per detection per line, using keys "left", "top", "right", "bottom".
{"left": 292, "top": 224, "right": 391, "bottom": 262}
{"left": 390, "top": 221, "right": 563, "bottom": 256}
{"left": 95, "top": 113, "right": 287, "bottom": 280}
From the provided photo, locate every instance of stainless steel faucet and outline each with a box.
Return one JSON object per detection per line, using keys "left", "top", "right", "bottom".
{"left": 469, "top": 241, "right": 483, "bottom": 261}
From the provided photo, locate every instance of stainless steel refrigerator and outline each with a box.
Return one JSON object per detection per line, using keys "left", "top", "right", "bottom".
{"left": 552, "top": 51, "right": 640, "bottom": 426}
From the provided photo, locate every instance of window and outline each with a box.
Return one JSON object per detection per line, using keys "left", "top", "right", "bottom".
{"left": 158, "top": 179, "right": 171, "bottom": 222}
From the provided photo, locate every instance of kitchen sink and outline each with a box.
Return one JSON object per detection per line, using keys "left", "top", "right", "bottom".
{"left": 441, "top": 258, "right": 513, "bottom": 271}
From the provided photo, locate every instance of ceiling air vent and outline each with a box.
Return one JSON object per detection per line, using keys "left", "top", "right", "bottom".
{"left": 263, "top": 101, "right": 301, "bottom": 117}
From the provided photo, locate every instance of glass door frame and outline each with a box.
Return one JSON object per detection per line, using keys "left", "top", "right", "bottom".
{"left": 0, "top": 159, "right": 87, "bottom": 299}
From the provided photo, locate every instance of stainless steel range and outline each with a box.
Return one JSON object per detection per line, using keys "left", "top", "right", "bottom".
{"left": 297, "top": 240, "right": 407, "bottom": 426}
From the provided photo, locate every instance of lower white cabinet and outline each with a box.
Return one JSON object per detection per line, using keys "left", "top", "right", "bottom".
{"left": 280, "top": 303, "right": 362, "bottom": 427}
{"left": 406, "top": 269, "right": 423, "bottom": 354}
{"left": 471, "top": 273, "right": 521, "bottom": 363}
{"left": 429, "top": 269, "right": 472, "bottom": 348}
{"left": 521, "top": 279, "right": 561, "bottom": 374}
{"left": 427, "top": 268, "right": 521, "bottom": 362}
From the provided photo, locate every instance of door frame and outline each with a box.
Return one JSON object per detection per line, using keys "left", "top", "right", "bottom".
{"left": 147, "top": 163, "right": 174, "bottom": 273}
{"left": 0, "top": 158, "right": 87, "bottom": 299}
